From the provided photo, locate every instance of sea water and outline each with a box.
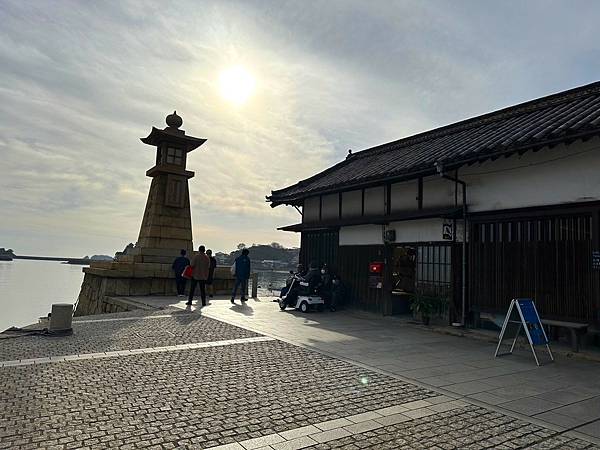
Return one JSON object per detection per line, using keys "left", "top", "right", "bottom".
{"left": 0, "top": 259, "right": 289, "bottom": 331}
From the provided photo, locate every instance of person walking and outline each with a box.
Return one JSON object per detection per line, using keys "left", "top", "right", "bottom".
{"left": 231, "top": 248, "right": 251, "bottom": 304}
{"left": 206, "top": 249, "right": 217, "bottom": 298}
{"left": 171, "top": 249, "right": 190, "bottom": 297}
{"left": 187, "top": 245, "right": 210, "bottom": 306}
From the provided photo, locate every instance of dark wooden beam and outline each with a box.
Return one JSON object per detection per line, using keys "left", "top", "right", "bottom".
{"left": 338, "top": 192, "right": 342, "bottom": 219}
{"left": 319, "top": 195, "right": 322, "bottom": 221}
{"left": 361, "top": 188, "right": 365, "bottom": 217}
{"left": 386, "top": 183, "right": 392, "bottom": 216}
{"left": 417, "top": 177, "right": 423, "bottom": 210}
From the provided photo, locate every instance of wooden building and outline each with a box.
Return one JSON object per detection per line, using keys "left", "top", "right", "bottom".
{"left": 268, "top": 82, "right": 600, "bottom": 327}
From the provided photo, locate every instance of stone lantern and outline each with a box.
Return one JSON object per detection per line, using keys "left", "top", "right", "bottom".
{"left": 132, "top": 111, "right": 206, "bottom": 262}
{"left": 75, "top": 112, "right": 208, "bottom": 314}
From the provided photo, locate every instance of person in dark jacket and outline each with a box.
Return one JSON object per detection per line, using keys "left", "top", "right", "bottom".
{"left": 171, "top": 249, "right": 190, "bottom": 297}
{"left": 319, "top": 264, "right": 333, "bottom": 304}
{"left": 231, "top": 248, "right": 251, "bottom": 304}
{"left": 303, "top": 261, "right": 322, "bottom": 294}
{"left": 206, "top": 249, "right": 217, "bottom": 298}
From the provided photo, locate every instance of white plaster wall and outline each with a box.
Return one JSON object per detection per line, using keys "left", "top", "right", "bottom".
{"left": 342, "top": 190, "right": 362, "bottom": 218}
{"left": 321, "top": 193, "right": 339, "bottom": 221}
{"left": 339, "top": 225, "right": 383, "bottom": 246}
{"left": 389, "top": 218, "right": 445, "bottom": 243}
{"left": 303, "top": 196, "right": 320, "bottom": 222}
{"left": 364, "top": 186, "right": 385, "bottom": 215}
{"left": 339, "top": 219, "right": 453, "bottom": 246}
{"left": 463, "top": 138, "right": 600, "bottom": 212}
{"left": 422, "top": 177, "right": 457, "bottom": 209}
{"left": 391, "top": 180, "right": 418, "bottom": 212}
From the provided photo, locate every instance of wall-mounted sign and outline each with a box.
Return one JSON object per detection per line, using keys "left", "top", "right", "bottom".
{"left": 593, "top": 251, "right": 600, "bottom": 270}
{"left": 494, "top": 298, "right": 554, "bottom": 366}
{"left": 442, "top": 222, "right": 454, "bottom": 240}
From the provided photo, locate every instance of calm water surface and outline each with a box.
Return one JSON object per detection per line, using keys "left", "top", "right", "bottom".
{"left": 0, "top": 259, "right": 86, "bottom": 331}
{"left": 0, "top": 259, "right": 289, "bottom": 331}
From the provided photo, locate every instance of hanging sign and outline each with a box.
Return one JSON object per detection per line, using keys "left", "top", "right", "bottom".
{"left": 494, "top": 298, "right": 554, "bottom": 366}
{"left": 442, "top": 222, "right": 453, "bottom": 240}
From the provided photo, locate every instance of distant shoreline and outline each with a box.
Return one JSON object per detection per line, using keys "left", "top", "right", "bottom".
{"left": 13, "top": 256, "right": 96, "bottom": 264}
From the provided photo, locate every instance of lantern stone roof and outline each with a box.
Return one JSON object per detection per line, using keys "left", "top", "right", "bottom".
{"left": 141, "top": 111, "right": 206, "bottom": 151}
{"left": 268, "top": 81, "right": 600, "bottom": 206}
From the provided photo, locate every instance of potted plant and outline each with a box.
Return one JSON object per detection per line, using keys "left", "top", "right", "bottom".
{"left": 409, "top": 288, "right": 448, "bottom": 325}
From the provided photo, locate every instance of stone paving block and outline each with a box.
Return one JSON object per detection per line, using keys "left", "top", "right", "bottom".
{"left": 502, "top": 397, "right": 562, "bottom": 416}
{"left": 313, "top": 418, "right": 353, "bottom": 431}
{"left": 345, "top": 411, "right": 383, "bottom": 423}
{"left": 467, "top": 391, "right": 509, "bottom": 405}
{"left": 535, "top": 411, "right": 587, "bottom": 429}
{"left": 373, "top": 404, "right": 408, "bottom": 416}
{"left": 574, "top": 420, "right": 600, "bottom": 439}
{"left": 402, "top": 407, "right": 437, "bottom": 419}
{"left": 444, "top": 380, "right": 494, "bottom": 395}
{"left": 342, "top": 419, "right": 383, "bottom": 434}
{"left": 399, "top": 399, "right": 432, "bottom": 410}
{"left": 271, "top": 435, "right": 317, "bottom": 450}
{"left": 424, "top": 395, "right": 455, "bottom": 405}
{"left": 0, "top": 360, "right": 22, "bottom": 367}
{"left": 429, "top": 401, "right": 464, "bottom": 413}
{"left": 207, "top": 443, "right": 245, "bottom": 450}
{"left": 279, "top": 425, "right": 320, "bottom": 440}
{"left": 240, "top": 434, "right": 285, "bottom": 449}
{"left": 310, "top": 427, "right": 351, "bottom": 443}
{"left": 375, "top": 413, "right": 412, "bottom": 426}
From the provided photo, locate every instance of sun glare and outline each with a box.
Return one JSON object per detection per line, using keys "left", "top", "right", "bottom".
{"left": 219, "top": 66, "right": 256, "bottom": 105}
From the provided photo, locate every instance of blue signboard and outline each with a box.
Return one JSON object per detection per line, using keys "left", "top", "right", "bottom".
{"left": 516, "top": 299, "right": 547, "bottom": 346}
{"left": 495, "top": 298, "right": 553, "bottom": 365}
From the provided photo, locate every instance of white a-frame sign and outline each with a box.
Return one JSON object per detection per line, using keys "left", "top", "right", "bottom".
{"left": 494, "top": 298, "right": 554, "bottom": 366}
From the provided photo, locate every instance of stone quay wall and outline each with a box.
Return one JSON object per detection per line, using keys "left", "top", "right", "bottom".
{"left": 75, "top": 265, "right": 254, "bottom": 316}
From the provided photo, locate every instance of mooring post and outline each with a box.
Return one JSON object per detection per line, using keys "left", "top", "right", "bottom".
{"left": 251, "top": 273, "right": 258, "bottom": 298}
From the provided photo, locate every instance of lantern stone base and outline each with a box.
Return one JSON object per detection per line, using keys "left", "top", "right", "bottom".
{"left": 74, "top": 262, "right": 245, "bottom": 317}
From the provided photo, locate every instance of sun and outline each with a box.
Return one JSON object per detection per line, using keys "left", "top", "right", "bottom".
{"left": 219, "top": 66, "right": 256, "bottom": 105}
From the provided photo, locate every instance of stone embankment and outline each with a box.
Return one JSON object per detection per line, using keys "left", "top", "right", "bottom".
{"left": 75, "top": 263, "right": 255, "bottom": 316}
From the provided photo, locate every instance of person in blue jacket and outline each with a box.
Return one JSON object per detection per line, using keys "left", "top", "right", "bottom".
{"left": 231, "top": 248, "right": 251, "bottom": 304}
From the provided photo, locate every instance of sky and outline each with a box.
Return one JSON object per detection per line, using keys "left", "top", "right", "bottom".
{"left": 1, "top": 0, "right": 600, "bottom": 257}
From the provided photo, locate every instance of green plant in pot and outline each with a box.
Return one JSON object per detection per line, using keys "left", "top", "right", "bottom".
{"left": 409, "top": 289, "right": 448, "bottom": 325}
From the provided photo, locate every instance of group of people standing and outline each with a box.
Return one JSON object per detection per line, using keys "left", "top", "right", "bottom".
{"left": 171, "top": 247, "right": 251, "bottom": 306}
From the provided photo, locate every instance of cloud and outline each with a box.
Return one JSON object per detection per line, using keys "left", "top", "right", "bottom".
{"left": 1, "top": 0, "right": 599, "bottom": 255}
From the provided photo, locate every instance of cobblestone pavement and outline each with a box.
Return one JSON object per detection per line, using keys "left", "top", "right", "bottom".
{"left": 0, "top": 311, "right": 258, "bottom": 360}
{"left": 302, "top": 406, "right": 595, "bottom": 450}
{"left": 1, "top": 311, "right": 599, "bottom": 449}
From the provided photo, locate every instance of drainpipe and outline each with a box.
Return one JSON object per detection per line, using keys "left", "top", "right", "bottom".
{"left": 434, "top": 162, "right": 468, "bottom": 327}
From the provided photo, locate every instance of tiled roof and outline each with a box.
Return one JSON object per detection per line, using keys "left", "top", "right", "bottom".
{"left": 269, "top": 81, "right": 600, "bottom": 205}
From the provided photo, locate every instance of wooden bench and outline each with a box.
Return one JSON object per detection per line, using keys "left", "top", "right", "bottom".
{"left": 541, "top": 319, "right": 588, "bottom": 352}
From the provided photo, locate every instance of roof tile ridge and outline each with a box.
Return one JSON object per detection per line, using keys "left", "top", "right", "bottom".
{"left": 351, "top": 80, "right": 600, "bottom": 160}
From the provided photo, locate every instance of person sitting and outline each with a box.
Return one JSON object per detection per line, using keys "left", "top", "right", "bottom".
{"left": 319, "top": 264, "right": 333, "bottom": 304}
{"left": 303, "top": 261, "right": 322, "bottom": 294}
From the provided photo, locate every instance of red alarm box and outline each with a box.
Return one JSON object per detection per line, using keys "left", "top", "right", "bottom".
{"left": 369, "top": 262, "right": 384, "bottom": 274}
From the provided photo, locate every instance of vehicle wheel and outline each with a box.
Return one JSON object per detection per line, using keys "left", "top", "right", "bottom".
{"left": 279, "top": 299, "right": 287, "bottom": 310}
{"left": 317, "top": 304, "right": 324, "bottom": 312}
{"left": 300, "top": 301, "right": 309, "bottom": 313}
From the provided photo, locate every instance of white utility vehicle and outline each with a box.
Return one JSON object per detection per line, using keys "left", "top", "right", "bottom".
{"left": 278, "top": 275, "right": 324, "bottom": 312}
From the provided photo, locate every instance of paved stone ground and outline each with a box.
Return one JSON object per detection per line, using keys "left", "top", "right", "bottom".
{"left": 134, "top": 295, "right": 600, "bottom": 442}
{"left": 0, "top": 310, "right": 258, "bottom": 360}
{"left": 1, "top": 308, "right": 599, "bottom": 449}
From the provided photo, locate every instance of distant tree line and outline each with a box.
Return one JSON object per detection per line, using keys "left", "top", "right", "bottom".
{"left": 216, "top": 242, "right": 299, "bottom": 269}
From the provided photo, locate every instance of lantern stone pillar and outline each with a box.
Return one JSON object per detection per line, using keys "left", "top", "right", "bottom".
{"left": 74, "top": 112, "right": 208, "bottom": 316}
{"left": 123, "top": 111, "right": 205, "bottom": 264}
